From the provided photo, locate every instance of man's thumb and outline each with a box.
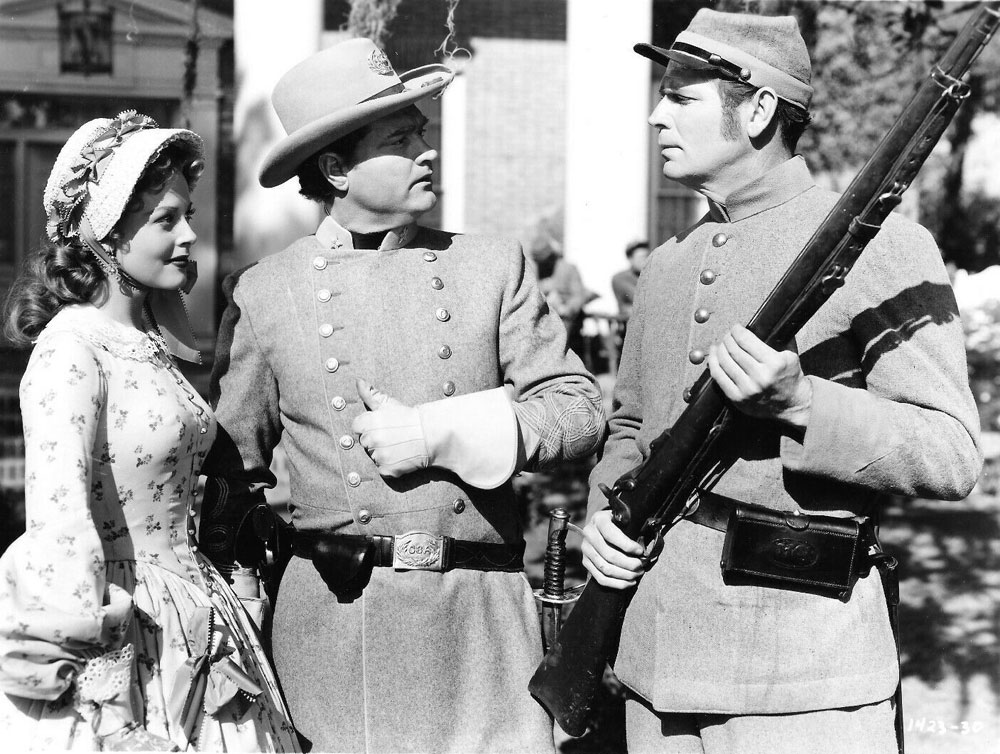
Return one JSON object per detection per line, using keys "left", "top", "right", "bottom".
{"left": 357, "top": 378, "right": 392, "bottom": 410}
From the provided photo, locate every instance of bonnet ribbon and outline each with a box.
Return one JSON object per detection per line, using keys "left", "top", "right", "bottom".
{"left": 168, "top": 607, "right": 262, "bottom": 746}
{"left": 147, "top": 289, "right": 201, "bottom": 364}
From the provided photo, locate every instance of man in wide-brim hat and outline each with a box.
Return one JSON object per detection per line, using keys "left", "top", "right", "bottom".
{"left": 581, "top": 8, "right": 980, "bottom": 754}
{"left": 202, "top": 38, "right": 604, "bottom": 753}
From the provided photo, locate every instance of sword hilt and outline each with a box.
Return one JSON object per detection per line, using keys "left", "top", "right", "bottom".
{"left": 533, "top": 507, "right": 585, "bottom": 609}
{"left": 542, "top": 507, "right": 571, "bottom": 599}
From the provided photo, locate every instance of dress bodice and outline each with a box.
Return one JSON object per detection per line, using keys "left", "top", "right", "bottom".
{"left": 23, "top": 305, "right": 217, "bottom": 583}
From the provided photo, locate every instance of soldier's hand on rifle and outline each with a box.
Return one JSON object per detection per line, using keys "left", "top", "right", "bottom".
{"left": 708, "top": 324, "right": 813, "bottom": 429}
{"left": 581, "top": 510, "right": 647, "bottom": 589}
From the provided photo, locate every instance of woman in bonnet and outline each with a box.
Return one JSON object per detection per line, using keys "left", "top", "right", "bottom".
{"left": 0, "top": 112, "right": 298, "bottom": 751}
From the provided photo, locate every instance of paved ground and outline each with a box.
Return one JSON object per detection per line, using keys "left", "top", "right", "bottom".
{"left": 517, "top": 458, "right": 1000, "bottom": 754}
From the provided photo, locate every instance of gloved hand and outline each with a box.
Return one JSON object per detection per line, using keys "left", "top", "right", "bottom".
{"left": 352, "top": 380, "right": 519, "bottom": 488}
{"left": 352, "top": 379, "right": 430, "bottom": 478}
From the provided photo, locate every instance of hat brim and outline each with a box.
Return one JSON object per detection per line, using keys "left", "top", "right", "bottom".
{"left": 259, "top": 64, "right": 454, "bottom": 188}
{"left": 634, "top": 42, "right": 715, "bottom": 71}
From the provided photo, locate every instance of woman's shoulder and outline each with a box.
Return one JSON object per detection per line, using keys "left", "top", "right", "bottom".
{"left": 37, "top": 305, "right": 159, "bottom": 364}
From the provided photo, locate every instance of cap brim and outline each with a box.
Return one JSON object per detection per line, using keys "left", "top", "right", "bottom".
{"left": 634, "top": 42, "right": 714, "bottom": 71}
{"left": 259, "top": 64, "right": 454, "bottom": 188}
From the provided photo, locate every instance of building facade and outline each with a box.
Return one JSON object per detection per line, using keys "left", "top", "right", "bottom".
{"left": 0, "top": 0, "right": 233, "bottom": 493}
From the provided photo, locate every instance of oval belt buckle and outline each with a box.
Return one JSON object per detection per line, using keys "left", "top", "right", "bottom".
{"left": 392, "top": 531, "right": 449, "bottom": 571}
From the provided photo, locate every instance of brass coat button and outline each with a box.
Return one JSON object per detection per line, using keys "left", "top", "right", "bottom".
{"left": 438, "top": 345, "right": 452, "bottom": 359}
{"left": 347, "top": 472, "right": 361, "bottom": 487}
{"left": 694, "top": 308, "right": 710, "bottom": 324}
{"left": 699, "top": 270, "right": 717, "bottom": 285}
{"left": 358, "top": 509, "right": 372, "bottom": 524}
{"left": 452, "top": 498, "right": 466, "bottom": 514}
{"left": 339, "top": 435, "right": 355, "bottom": 450}
{"left": 435, "top": 308, "right": 450, "bottom": 322}
{"left": 423, "top": 251, "right": 437, "bottom": 262}
{"left": 317, "top": 288, "right": 332, "bottom": 303}
{"left": 683, "top": 387, "right": 693, "bottom": 402}
{"left": 431, "top": 277, "right": 444, "bottom": 290}
{"left": 712, "top": 233, "right": 728, "bottom": 247}
{"left": 325, "top": 357, "right": 340, "bottom": 373}
{"left": 442, "top": 381, "right": 456, "bottom": 396}
{"left": 319, "top": 323, "right": 334, "bottom": 338}
{"left": 689, "top": 349, "right": 706, "bottom": 365}
{"left": 313, "top": 256, "right": 328, "bottom": 270}
{"left": 331, "top": 396, "right": 347, "bottom": 411}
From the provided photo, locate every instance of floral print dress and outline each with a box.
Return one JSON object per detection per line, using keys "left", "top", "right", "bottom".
{"left": 0, "top": 305, "right": 298, "bottom": 752}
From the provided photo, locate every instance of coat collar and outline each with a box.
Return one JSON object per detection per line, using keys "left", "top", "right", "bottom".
{"left": 707, "top": 155, "right": 815, "bottom": 224}
{"left": 315, "top": 215, "right": 417, "bottom": 251}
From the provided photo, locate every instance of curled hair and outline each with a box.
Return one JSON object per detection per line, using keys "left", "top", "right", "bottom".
{"left": 3, "top": 239, "right": 106, "bottom": 346}
{"left": 295, "top": 124, "right": 372, "bottom": 205}
{"left": 3, "top": 140, "right": 203, "bottom": 346}
{"left": 717, "top": 79, "right": 811, "bottom": 152}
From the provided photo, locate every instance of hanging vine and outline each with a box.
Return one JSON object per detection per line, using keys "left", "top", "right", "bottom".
{"left": 181, "top": 0, "right": 200, "bottom": 129}
{"left": 347, "top": 0, "right": 403, "bottom": 51}
{"left": 435, "top": 0, "right": 465, "bottom": 59}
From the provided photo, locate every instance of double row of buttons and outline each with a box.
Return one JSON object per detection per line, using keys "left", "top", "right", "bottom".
{"left": 310, "top": 254, "right": 363, "bottom": 488}
{"left": 683, "top": 231, "right": 731, "bottom": 399}
{"left": 425, "top": 252, "right": 457, "bottom": 397}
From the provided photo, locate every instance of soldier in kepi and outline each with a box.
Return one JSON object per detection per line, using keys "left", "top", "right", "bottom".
{"left": 200, "top": 38, "right": 604, "bottom": 753}
{"left": 581, "top": 9, "right": 981, "bottom": 754}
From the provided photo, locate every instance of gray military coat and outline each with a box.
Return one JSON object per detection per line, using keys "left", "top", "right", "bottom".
{"left": 204, "top": 217, "right": 604, "bottom": 753}
{"left": 589, "top": 157, "right": 981, "bottom": 715}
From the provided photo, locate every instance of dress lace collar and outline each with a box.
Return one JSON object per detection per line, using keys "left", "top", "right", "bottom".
{"left": 40, "top": 305, "right": 169, "bottom": 363}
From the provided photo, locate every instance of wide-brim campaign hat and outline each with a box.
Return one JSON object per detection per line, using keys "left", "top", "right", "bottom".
{"left": 634, "top": 8, "right": 813, "bottom": 110}
{"left": 260, "top": 38, "right": 455, "bottom": 188}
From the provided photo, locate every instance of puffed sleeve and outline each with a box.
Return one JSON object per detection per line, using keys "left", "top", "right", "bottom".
{"left": 587, "top": 271, "right": 647, "bottom": 519}
{"left": 781, "top": 220, "right": 982, "bottom": 499}
{"left": 200, "top": 268, "right": 282, "bottom": 571}
{"left": 0, "top": 334, "right": 132, "bottom": 701}
{"left": 498, "top": 242, "right": 605, "bottom": 467}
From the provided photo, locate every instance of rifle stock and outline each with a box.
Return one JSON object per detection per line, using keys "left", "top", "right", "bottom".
{"left": 529, "top": 2, "right": 1000, "bottom": 737}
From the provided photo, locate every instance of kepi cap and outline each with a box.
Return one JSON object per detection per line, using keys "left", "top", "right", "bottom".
{"left": 635, "top": 9, "right": 813, "bottom": 110}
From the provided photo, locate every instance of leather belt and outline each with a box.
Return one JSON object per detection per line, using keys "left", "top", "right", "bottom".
{"left": 683, "top": 491, "right": 740, "bottom": 532}
{"left": 293, "top": 530, "right": 525, "bottom": 573}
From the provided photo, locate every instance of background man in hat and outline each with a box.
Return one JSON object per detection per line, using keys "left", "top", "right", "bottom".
{"left": 201, "top": 38, "right": 604, "bottom": 753}
{"left": 581, "top": 9, "right": 980, "bottom": 753}
{"left": 611, "top": 239, "right": 651, "bottom": 320}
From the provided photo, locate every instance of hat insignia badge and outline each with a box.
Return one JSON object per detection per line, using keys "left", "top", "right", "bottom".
{"left": 368, "top": 49, "right": 394, "bottom": 76}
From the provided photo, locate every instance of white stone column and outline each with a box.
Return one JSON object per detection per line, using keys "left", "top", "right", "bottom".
{"left": 441, "top": 72, "right": 468, "bottom": 233}
{"left": 564, "top": 0, "right": 652, "bottom": 311}
{"left": 232, "top": 0, "right": 324, "bottom": 272}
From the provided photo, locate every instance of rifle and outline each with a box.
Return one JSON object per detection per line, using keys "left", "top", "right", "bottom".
{"left": 529, "top": 2, "right": 1000, "bottom": 737}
